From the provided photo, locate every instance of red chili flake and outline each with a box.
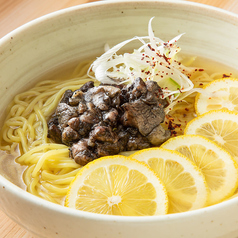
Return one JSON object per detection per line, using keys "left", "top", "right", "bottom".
{"left": 185, "top": 108, "right": 189, "bottom": 112}
{"left": 172, "top": 131, "right": 177, "bottom": 136}
{"left": 148, "top": 45, "right": 155, "bottom": 51}
{"left": 168, "top": 120, "right": 176, "bottom": 131}
{"left": 199, "top": 69, "right": 204, "bottom": 72}
{"left": 199, "top": 83, "right": 203, "bottom": 86}
{"left": 168, "top": 124, "right": 175, "bottom": 131}
{"left": 222, "top": 74, "right": 231, "bottom": 78}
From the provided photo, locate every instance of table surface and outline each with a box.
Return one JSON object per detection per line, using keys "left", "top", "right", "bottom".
{"left": 1, "top": 0, "right": 238, "bottom": 237}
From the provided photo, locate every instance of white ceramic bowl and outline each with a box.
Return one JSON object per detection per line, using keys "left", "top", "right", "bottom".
{"left": 1, "top": 1, "right": 238, "bottom": 237}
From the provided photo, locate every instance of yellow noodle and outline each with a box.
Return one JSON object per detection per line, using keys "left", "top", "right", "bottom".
{"left": 23, "top": 165, "right": 36, "bottom": 192}
{"left": 4, "top": 128, "right": 21, "bottom": 143}
{"left": 24, "top": 154, "right": 42, "bottom": 164}
{"left": 32, "top": 149, "right": 70, "bottom": 177}
{"left": 41, "top": 169, "right": 80, "bottom": 181}
{"left": 29, "top": 176, "right": 40, "bottom": 195}
{"left": 10, "top": 105, "right": 26, "bottom": 117}
{"left": 17, "top": 143, "right": 81, "bottom": 203}
{"left": 0, "top": 145, "right": 11, "bottom": 151}
{"left": 45, "top": 176, "right": 78, "bottom": 185}
{"left": 14, "top": 91, "right": 41, "bottom": 105}
{"left": 19, "top": 144, "right": 67, "bottom": 158}
{"left": 38, "top": 190, "right": 62, "bottom": 204}
{"left": 27, "top": 114, "right": 37, "bottom": 142}
{"left": 17, "top": 129, "right": 29, "bottom": 154}
{"left": 41, "top": 182, "right": 69, "bottom": 195}
{"left": 34, "top": 105, "right": 48, "bottom": 144}
{"left": 0, "top": 62, "right": 91, "bottom": 204}
{"left": 45, "top": 163, "right": 81, "bottom": 169}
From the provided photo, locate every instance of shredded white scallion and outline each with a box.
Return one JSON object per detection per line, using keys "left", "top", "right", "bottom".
{"left": 88, "top": 17, "right": 200, "bottom": 109}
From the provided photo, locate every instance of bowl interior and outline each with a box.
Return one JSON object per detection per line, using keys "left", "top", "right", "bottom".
{"left": 1, "top": 1, "right": 238, "bottom": 238}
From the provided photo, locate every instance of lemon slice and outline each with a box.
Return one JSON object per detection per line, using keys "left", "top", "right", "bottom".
{"left": 161, "top": 134, "right": 238, "bottom": 205}
{"left": 195, "top": 78, "right": 238, "bottom": 115}
{"left": 65, "top": 155, "right": 168, "bottom": 216}
{"left": 130, "top": 148, "right": 208, "bottom": 213}
{"left": 185, "top": 109, "right": 238, "bottom": 163}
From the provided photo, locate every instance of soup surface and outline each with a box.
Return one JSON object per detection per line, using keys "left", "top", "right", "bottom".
{"left": 0, "top": 54, "right": 237, "bottom": 208}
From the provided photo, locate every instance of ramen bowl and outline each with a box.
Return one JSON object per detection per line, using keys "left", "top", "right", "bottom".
{"left": 1, "top": 1, "right": 238, "bottom": 237}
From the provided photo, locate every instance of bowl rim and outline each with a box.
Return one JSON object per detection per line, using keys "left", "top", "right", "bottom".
{"left": 1, "top": 0, "right": 238, "bottom": 223}
{"left": 1, "top": 0, "right": 238, "bottom": 43}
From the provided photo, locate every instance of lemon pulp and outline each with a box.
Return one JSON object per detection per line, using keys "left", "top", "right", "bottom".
{"left": 65, "top": 155, "right": 168, "bottom": 216}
